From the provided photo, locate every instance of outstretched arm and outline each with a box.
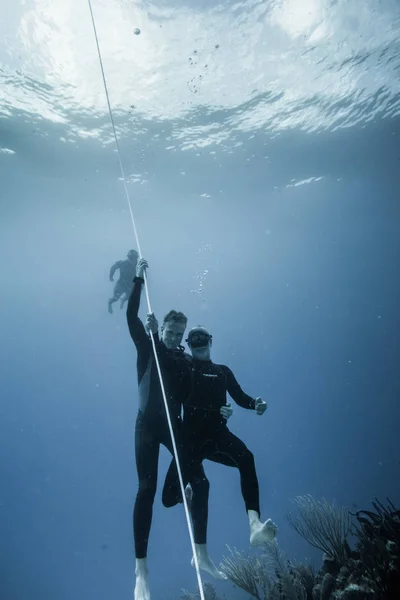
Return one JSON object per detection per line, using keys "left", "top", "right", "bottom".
{"left": 126, "top": 276, "right": 149, "bottom": 350}
{"left": 109, "top": 261, "right": 122, "bottom": 281}
{"left": 223, "top": 366, "right": 256, "bottom": 410}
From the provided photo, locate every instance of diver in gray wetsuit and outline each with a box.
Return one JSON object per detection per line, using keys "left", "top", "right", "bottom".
{"left": 108, "top": 249, "right": 138, "bottom": 314}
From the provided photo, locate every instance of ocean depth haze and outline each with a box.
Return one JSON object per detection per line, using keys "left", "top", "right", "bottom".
{"left": 0, "top": 1, "right": 399, "bottom": 599}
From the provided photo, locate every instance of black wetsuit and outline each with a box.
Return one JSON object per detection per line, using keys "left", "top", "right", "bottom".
{"left": 163, "top": 359, "right": 260, "bottom": 544}
{"left": 127, "top": 277, "right": 209, "bottom": 558}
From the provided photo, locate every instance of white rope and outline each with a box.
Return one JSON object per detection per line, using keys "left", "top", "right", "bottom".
{"left": 86, "top": 2, "right": 205, "bottom": 599}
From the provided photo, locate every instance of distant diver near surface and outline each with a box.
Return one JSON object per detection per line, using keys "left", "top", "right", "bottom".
{"left": 108, "top": 249, "right": 138, "bottom": 314}
{"left": 127, "top": 258, "right": 233, "bottom": 600}
{"left": 162, "top": 325, "right": 278, "bottom": 551}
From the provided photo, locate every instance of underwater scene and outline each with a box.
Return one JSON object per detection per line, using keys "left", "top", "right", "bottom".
{"left": 1, "top": 1, "right": 399, "bottom": 599}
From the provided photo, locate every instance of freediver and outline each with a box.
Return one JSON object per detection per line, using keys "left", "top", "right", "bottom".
{"left": 108, "top": 249, "right": 138, "bottom": 314}
{"left": 127, "top": 258, "right": 232, "bottom": 600}
{"left": 162, "top": 325, "right": 278, "bottom": 571}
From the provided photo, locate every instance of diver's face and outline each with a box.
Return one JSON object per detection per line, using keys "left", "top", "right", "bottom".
{"left": 161, "top": 321, "right": 186, "bottom": 349}
{"left": 190, "top": 342, "right": 211, "bottom": 360}
{"left": 188, "top": 329, "right": 212, "bottom": 360}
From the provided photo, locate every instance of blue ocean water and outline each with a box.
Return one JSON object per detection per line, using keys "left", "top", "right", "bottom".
{"left": 1, "top": 1, "right": 399, "bottom": 599}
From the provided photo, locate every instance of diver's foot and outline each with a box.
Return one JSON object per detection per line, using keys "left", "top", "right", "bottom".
{"left": 134, "top": 576, "right": 151, "bottom": 600}
{"left": 191, "top": 545, "right": 227, "bottom": 580}
{"left": 108, "top": 301, "right": 113, "bottom": 314}
{"left": 134, "top": 559, "right": 150, "bottom": 600}
{"left": 185, "top": 484, "right": 193, "bottom": 510}
{"left": 250, "top": 518, "right": 278, "bottom": 547}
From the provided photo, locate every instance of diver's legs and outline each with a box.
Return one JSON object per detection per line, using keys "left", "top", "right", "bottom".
{"left": 202, "top": 430, "right": 278, "bottom": 546}
{"left": 161, "top": 457, "right": 183, "bottom": 507}
{"left": 133, "top": 420, "right": 160, "bottom": 558}
{"left": 187, "top": 465, "right": 226, "bottom": 579}
{"left": 161, "top": 432, "right": 225, "bottom": 579}
{"left": 161, "top": 438, "right": 210, "bottom": 540}
{"left": 122, "top": 283, "right": 134, "bottom": 309}
{"left": 161, "top": 427, "right": 197, "bottom": 507}
{"left": 120, "top": 292, "right": 128, "bottom": 310}
{"left": 202, "top": 431, "right": 260, "bottom": 512}
{"left": 108, "top": 282, "right": 124, "bottom": 314}
{"left": 133, "top": 414, "right": 161, "bottom": 600}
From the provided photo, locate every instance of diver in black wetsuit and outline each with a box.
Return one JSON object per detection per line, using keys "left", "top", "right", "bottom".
{"left": 162, "top": 326, "right": 278, "bottom": 564}
{"left": 108, "top": 249, "right": 138, "bottom": 314}
{"left": 127, "top": 259, "right": 231, "bottom": 600}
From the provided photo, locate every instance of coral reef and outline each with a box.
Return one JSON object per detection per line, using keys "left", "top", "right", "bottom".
{"left": 180, "top": 581, "right": 220, "bottom": 600}
{"left": 286, "top": 495, "right": 352, "bottom": 567}
{"left": 177, "top": 497, "right": 400, "bottom": 600}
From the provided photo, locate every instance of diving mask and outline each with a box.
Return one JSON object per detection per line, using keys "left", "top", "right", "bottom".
{"left": 186, "top": 329, "right": 212, "bottom": 349}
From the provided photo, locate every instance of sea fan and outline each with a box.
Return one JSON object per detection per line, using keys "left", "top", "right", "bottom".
{"left": 286, "top": 495, "right": 352, "bottom": 566}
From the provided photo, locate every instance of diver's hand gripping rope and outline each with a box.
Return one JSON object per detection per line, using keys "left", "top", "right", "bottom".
{"left": 86, "top": 2, "right": 206, "bottom": 599}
